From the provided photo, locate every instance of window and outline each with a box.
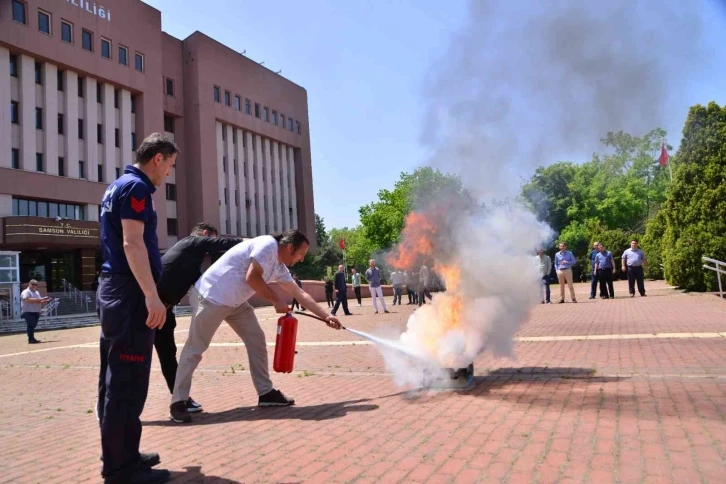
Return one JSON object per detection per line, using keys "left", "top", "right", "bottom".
{"left": 263, "top": 107, "right": 269, "bottom": 122}
{"left": 118, "top": 46, "right": 128, "bottom": 66}
{"left": 35, "top": 62, "right": 42, "bottom": 84}
{"left": 12, "top": 0, "right": 26, "bottom": 25}
{"left": 79, "top": 160, "right": 86, "bottom": 179}
{"left": 58, "top": 157, "right": 65, "bottom": 177}
{"left": 36, "top": 153, "right": 44, "bottom": 172}
{"left": 296, "top": 121, "right": 301, "bottom": 134}
{"left": 115, "top": 128, "right": 119, "bottom": 147}
{"left": 38, "top": 201, "right": 48, "bottom": 217}
{"left": 235, "top": 190, "right": 239, "bottom": 206}
{"left": 11, "top": 101, "right": 19, "bottom": 124}
{"left": 164, "top": 115, "right": 174, "bottom": 133}
{"left": 130, "top": 95, "right": 136, "bottom": 113}
{"left": 254, "top": 103, "right": 260, "bottom": 118}
{"left": 165, "top": 78, "right": 174, "bottom": 96}
{"left": 114, "top": 89, "right": 119, "bottom": 108}
{"left": 77, "top": 119, "right": 85, "bottom": 139}
{"left": 115, "top": 167, "right": 120, "bottom": 179}
{"left": 134, "top": 53, "right": 144, "bottom": 72}
{"left": 97, "top": 123, "right": 103, "bottom": 144}
{"left": 10, "top": 55, "right": 18, "bottom": 77}
{"left": 167, "top": 218, "right": 178, "bottom": 236}
{"left": 245, "top": 99, "right": 251, "bottom": 114}
{"left": 131, "top": 132, "right": 136, "bottom": 150}
{"left": 226, "top": 220, "right": 230, "bottom": 234}
{"left": 35, "top": 107, "right": 43, "bottom": 130}
{"left": 213, "top": 86, "right": 221, "bottom": 103}
{"left": 96, "top": 83, "right": 102, "bottom": 103}
{"left": 97, "top": 164, "right": 104, "bottom": 182}
{"left": 165, "top": 183, "right": 177, "bottom": 201}
{"left": 272, "top": 111, "right": 278, "bottom": 125}
{"left": 233, "top": 158, "right": 238, "bottom": 174}
{"left": 225, "top": 91, "right": 231, "bottom": 106}
{"left": 234, "top": 95, "right": 241, "bottom": 111}
{"left": 11, "top": 149, "right": 20, "bottom": 169}
{"left": 101, "top": 38, "right": 111, "bottom": 59}
{"left": 222, "top": 156, "right": 227, "bottom": 172}
{"left": 38, "top": 10, "right": 51, "bottom": 34}
{"left": 288, "top": 118, "right": 293, "bottom": 131}
{"left": 57, "top": 70, "right": 64, "bottom": 91}
{"left": 224, "top": 188, "right": 228, "bottom": 204}
{"left": 82, "top": 29, "right": 93, "bottom": 52}
{"left": 57, "top": 113, "right": 64, "bottom": 134}
{"left": 78, "top": 77, "right": 84, "bottom": 97}
{"left": 61, "top": 20, "right": 72, "bottom": 43}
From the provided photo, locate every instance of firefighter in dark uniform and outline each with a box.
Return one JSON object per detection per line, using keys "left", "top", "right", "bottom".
{"left": 97, "top": 133, "right": 178, "bottom": 484}
{"left": 154, "top": 222, "right": 243, "bottom": 411}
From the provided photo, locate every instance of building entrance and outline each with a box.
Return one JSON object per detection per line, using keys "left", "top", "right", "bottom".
{"left": 20, "top": 251, "right": 80, "bottom": 292}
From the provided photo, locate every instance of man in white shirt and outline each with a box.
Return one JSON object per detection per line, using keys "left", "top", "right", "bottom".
{"left": 20, "top": 279, "right": 51, "bottom": 344}
{"left": 390, "top": 270, "right": 404, "bottom": 305}
{"left": 169, "top": 230, "right": 341, "bottom": 423}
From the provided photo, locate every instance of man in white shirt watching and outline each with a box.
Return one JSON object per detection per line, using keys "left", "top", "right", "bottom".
{"left": 169, "top": 230, "right": 342, "bottom": 423}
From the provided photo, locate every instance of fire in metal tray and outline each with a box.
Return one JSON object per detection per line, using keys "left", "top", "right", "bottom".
{"left": 422, "top": 363, "right": 474, "bottom": 390}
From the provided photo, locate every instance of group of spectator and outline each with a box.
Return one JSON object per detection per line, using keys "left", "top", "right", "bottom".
{"left": 534, "top": 240, "right": 649, "bottom": 303}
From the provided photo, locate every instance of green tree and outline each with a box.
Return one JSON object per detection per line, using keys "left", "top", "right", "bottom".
{"left": 661, "top": 102, "right": 726, "bottom": 291}
{"left": 520, "top": 162, "right": 578, "bottom": 235}
{"left": 359, "top": 167, "right": 471, "bottom": 250}
{"left": 641, "top": 210, "right": 666, "bottom": 280}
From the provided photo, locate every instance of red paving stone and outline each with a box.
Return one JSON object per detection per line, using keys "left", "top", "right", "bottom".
{"left": 1, "top": 283, "right": 725, "bottom": 482}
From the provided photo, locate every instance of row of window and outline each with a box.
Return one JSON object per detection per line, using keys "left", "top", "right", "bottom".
{"left": 10, "top": 101, "right": 135, "bottom": 147}
{"left": 10, "top": 149, "right": 122, "bottom": 182}
{"left": 12, "top": 196, "right": 86, "bottom": 221}
{"left": 11, "top": 0, "right": 144, "bottom": 72}
{"left": 212, "top": 86, "right": 302, "bottom": 135}
{"left": 9, "top": 57, "right": 138, "bottom": 114}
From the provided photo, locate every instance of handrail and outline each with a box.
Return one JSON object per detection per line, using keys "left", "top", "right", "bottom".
{"left": 702, "top": 256, "right": 726, "bottom": 299}
{"left": 62, "top": 279, "right": 93, "bottom": 312}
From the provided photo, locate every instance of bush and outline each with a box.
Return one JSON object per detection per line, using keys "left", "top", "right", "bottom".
{"left": 641, "top": 210, "right": 666, "bottom": 280}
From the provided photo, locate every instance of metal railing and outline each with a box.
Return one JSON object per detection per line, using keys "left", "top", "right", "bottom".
{"left": 41, "top": 298, "right": 60, "bottom": 323}
{"left": 62, "top": 279, "right": 94, "bottom": 312}
{"left": 702, "top": 257, "right": 725, "bottom": 299}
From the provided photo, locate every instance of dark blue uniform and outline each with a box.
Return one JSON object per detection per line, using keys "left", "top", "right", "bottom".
{"left": 97, "top": 165, "right": 160, "bottom": 480}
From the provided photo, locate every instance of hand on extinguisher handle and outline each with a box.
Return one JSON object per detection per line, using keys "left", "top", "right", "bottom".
{"left": 293, "top": 310, "right": 346, "bottom": 330}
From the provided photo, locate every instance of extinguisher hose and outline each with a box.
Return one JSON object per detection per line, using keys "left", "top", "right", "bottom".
{"left": 292, "top": 310, "right": 347, "bottom": 330}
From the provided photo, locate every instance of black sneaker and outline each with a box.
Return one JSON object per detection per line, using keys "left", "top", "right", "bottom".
{"left": 104, "top": 467, "right": 170, "bottom": 484}
{"left": 169, "top": 401, "right": 191, "bottom": 423}
{"left": 140, "top": 452, "right": 160, "bottom": 469}
{"left": 186, "top": 397, "right": 203, "bottom": 413}
{"left": 258, "top": 389, "right": 295, "bottom": 407}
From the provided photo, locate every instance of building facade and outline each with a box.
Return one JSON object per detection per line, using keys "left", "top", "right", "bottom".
{"left": 0, "top": 0, "right": 315, "bottom": 297}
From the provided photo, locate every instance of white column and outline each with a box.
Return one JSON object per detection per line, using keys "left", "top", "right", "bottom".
{"left": 280, "top": 143, "right": 290, "bottom": 231}
{"left": 87, "top": 204, "right": 100, "bottom": 221}
{"left": 64, "top": 71, "right": 79, "bottom": 178}
{"left": 271, "top": 141, "right": 282, "bottom": 232}
{"left": 254, "top": 134, "right": 266, "bottom": 234}
{"left": 243, "top": 131, "right": 257, "bottom": 236}
{"left": 42, "top": 63, "right": 58, "bottom": 175}
{"left": 120, "top": 90, "right": 132, "bottom": 167}
{"left": 288, "top": 146, "right": 298, "bottom": 229}
{"left": 0, "top": 194, "right": 13, "bottom": 216}
{"left": 216, "top": 122, "right": 226, "bottom": 232}
{"left": 263, "top": 139, "right": 275, "bottom": 233}
{"left": 84, "top": 78, "right": 98, "bottom": 181}
{"left": 103, "top": 84, "right": 115, "bottom": 182}
{"left": 19, "top": 55, "right": 36, "bottom": 171}
{"left": 0, "top": 47, "right": 11, "bottom": 168}
{"left": 224, "top": 125, "right": 237, "bottom": 235}
{"left": 234, "top": 128, "right": 247, "bottom": 236}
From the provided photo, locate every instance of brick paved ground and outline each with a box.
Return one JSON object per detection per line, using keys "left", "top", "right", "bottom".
{"left": 1, "top": 280, "right": 725, "bottom": 483}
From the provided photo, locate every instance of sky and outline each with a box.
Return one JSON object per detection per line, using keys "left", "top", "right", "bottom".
{"left": 144, "top": 0, "right": 726, "bottom": 230}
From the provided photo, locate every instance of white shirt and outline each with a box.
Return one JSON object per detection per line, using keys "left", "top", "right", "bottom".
{"left": 195, "top": 235, "right": 293, "bottom": 307}
{"left": 390, "top": 271, "right": 404, "bottom": 285}
{"left": 21, "top": 288, "right": 42, "bottom": 313}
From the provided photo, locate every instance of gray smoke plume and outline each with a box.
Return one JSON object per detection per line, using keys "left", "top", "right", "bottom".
{"left": 422, "top": 0, "right": 708, "bottom": 198}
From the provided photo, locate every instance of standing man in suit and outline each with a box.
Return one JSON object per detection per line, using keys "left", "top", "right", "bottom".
{"left": 331, "top": 264, "right": 352, "bottom": 316}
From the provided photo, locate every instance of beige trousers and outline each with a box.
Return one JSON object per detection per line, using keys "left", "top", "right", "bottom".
{"left": 171, "top": 293, "right": 272, "bottom": 404}
{"left": 556, "top": 269, "right": 577, "bottom": 301}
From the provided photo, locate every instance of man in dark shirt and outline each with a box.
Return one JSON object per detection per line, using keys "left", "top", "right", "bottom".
{"left": 331, "top": 264, "right": 352, "bottom": 316}
{"left": 154, "top": 222, "right": 243, "bottom": 413}
{"left": 97, "top": 133, "right": 178, "bottom": 484}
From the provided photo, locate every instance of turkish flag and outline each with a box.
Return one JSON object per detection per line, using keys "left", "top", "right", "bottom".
{"left": 659, "top": 142, "right": 669, "bottom": 167}
{"left": 130, "top": 196, "right": 146, "bottom": 213}
{"left": 339, "top": 238, "right": 346, "bottom": 251}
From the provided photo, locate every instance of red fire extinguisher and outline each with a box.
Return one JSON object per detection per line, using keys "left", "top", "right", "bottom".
{"left": 273, "top": 313, "right": 298, "bottom": 373}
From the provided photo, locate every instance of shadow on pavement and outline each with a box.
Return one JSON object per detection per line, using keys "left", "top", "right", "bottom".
{"left": 170, "top": 465, "right": 243, "bottom": 483}
{"left": 145, "top": 399, "right": 379, "bottom": 427}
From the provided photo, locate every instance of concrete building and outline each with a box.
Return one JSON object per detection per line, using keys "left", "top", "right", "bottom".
{"left": 0, "top": 0, "right": 315, "bottom": 303}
